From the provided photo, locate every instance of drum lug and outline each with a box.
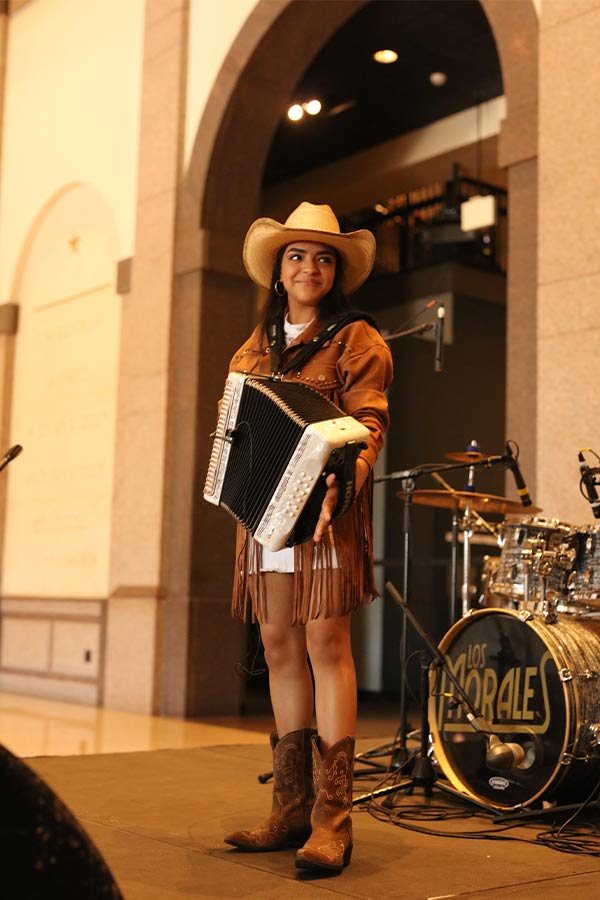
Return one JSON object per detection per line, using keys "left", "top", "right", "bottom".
{"left": 560, "top": 752, "right": 574, "bottom": 766}
{"left": 542, "top": 607, "right": 559, "bottom": 625}
{"left": 517, "top": 609, "right": 534, "bottom": 622}
{"left": 580, "top": 669, "right": 598, "bottom": 681}
{"left": 558, "top": 668, "right": 573, "bottom": 682}
{"left": 589, "top": 724, "right": 600, "bottom": 747}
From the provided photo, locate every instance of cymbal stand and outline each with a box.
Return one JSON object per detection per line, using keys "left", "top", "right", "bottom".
{"left": 431, "top": 469, "right": 496, "bottom": 624}
{"left": 353, "top": 580, "right": 497, "bottom": 811}
{"left": 461, "top": 498, "right": 475, "bottom": 617}
{"left": 460, "top": 456, "right": 482, "bottom": 616}
{"left": 354, "top": 471, "right": 419, "bottom": 777}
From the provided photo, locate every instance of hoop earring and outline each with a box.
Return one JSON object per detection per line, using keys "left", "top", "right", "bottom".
{"left": 274, "top": 279, "right": 286, "bottom": 297}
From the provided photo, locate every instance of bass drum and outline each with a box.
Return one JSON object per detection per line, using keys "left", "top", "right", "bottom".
{"left": 429, "top": 608, "right": 600, "bottom": 810}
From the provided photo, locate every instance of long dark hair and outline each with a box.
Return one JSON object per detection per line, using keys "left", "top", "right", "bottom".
{"left": 259, "top": 245, "right": 350, "bottom": 343}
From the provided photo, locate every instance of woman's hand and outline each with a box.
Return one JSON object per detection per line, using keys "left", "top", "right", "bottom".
{"left": 313, "top": 473, "right": 339, "bottom": 543}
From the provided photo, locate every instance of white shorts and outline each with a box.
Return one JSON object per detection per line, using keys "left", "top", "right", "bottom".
{"left": 259, "top": 543, "right": 339, "bottom": 572}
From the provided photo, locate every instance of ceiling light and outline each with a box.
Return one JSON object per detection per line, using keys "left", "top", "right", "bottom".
{"left": 287, "top": 104, "right": 304, "bottom": 121}
{"left": 303, "top": 99, "right": 322, "bottom": 116}
{"left": 429, "top": 71, "right": 448, "bottom": 86}
{"left": 373, "top": 49, "right": 398, "bottom": 64}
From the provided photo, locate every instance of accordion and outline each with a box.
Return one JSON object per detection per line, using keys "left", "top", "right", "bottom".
{"left": 203, "top": 373, "right": 369, "bottom": 551}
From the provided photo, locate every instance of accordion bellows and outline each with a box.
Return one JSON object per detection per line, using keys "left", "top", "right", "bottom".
{"left": 204, "top": 373, "right": 369, "bottom": 551}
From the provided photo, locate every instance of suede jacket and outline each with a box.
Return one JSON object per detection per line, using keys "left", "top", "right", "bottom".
{"left": 227, "top": 315, "right": 393, "bottom": 624}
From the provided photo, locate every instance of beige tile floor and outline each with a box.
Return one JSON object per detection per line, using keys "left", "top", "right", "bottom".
{"left": 0, "top": 691, "right": 270, "bottom": 758}
{"left": 0, "top": 689, "right": 402, "bottom": 759}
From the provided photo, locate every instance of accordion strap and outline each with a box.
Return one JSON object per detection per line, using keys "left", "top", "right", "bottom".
{"left": 270, "top": 311, "right": 378, "bottom": 376}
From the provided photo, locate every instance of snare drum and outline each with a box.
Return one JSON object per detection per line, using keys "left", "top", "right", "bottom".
{"left": 429, "top": 608, "right": 600, "bottom": 810}
{"left": 490, "top": 517, "right": 576, "bottom": 612}
{"left": 569, "top": 525, "right": 600, "bottom": 609}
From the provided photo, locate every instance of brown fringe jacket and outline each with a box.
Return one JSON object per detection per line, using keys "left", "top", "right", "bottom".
{"left": 228, "top": 316, "right": 393, "bottom": 624}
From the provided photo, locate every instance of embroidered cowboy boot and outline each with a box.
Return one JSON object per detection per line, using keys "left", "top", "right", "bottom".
{"left": 224, "top": 728, "right": 315, "bottom": 851}
{"left": 295, "top": 734, "right": 355, "bottom": 873}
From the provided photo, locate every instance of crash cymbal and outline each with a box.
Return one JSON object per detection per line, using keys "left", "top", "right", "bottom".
{"left": 396, "top": 489, "right": 542, "bottom": 516}
{"left": 444, "top": 450, "right": 489, "bottom": 463}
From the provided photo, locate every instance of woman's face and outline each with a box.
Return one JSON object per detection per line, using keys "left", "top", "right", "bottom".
{"left": 279, "top": 241, "right": 336, "bottom": 323}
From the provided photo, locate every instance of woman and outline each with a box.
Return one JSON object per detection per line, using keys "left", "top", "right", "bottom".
{"left": 223, "top": 202, "right": 393, "bottom": 873}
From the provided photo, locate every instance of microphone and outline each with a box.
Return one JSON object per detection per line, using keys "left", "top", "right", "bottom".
{"left": 579, "top": 451, "right": 600, "bottom": 519}
{"left": 0, "top": 444, "right": 22, "bottom": 473}
{"left": 434, "top": 305, "right": 445, "bottom": 373}
{"left": 451, "top": 702, "right": 526, "bottom": 769}
{"left": 504, "top": 443, "right": 532, "bottom": 507}
{"left": 485, "top": 734, "right": 525, "bottom": 770}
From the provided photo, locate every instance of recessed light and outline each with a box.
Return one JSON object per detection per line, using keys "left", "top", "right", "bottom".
{"left": 430, "top": 71, "right": 448, "bottom": 86}
{"left": 303, "top": 99, "right": 322, "bottom": 116}
{"left": 287, "top": 103, "right": 304, "bottom": 121}
{"left": 373, "top": 49, "right": 398, "bottom": 64}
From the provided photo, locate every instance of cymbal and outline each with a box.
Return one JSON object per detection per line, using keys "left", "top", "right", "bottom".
{"left": 444, "top": 450, "right": 489, "bottom": 463}
{"left": 396, "top": 489, "right": 542, "bottom": 516}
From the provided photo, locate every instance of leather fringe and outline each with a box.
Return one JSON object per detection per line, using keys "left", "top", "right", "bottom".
{"left": 231, "top": 472, "right": 378, "bottom": 625}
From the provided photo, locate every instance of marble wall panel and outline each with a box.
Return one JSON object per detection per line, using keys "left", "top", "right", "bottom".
{"left": 103, "top": 594, "right": 158, "bottom": 713}
{"left": 538, "top": 6, "right": 600, "bottom": 286}
{"left": 537, "top": 305, "right": 600, "bottom": 525}
{"left": 542, "top": 0, "right": 600, "bottom": 30}
{"left": 0, "top": 617, "right": 50, "bottom": 670}
{"left": 50, "top": 620, "right": 100, "bottom": 679}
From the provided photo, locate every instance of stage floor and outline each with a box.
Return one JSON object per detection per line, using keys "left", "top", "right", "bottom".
{"left": 24, "top": 736, "right": 600, "bottom": 900}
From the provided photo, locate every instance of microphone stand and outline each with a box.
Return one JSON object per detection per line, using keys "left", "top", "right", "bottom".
{"left": 385, "top": 322, "right": 434, "bottom": 342}
{"left": 354, "top": 580, "right": 497, "bottom": 811}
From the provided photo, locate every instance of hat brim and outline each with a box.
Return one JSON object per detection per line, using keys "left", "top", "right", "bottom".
{"left": 243, "top": 219, "right": 376, "bottom": 295}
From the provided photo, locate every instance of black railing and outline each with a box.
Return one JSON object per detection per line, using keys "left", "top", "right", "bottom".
{"left": 341, "top": 170, "right": 507, "bottom": 278}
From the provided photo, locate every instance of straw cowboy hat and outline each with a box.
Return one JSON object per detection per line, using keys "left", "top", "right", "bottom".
{"left": 243, "top": 202, "right": 376, "bottom": 295}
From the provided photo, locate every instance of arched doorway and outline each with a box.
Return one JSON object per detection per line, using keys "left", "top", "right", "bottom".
{"left": 177, "top": 0, "right": 538, "bottom": 715}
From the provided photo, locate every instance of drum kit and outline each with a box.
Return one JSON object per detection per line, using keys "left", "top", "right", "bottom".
{"left": 392, "top": 443, "right": 600, "bottom": 814}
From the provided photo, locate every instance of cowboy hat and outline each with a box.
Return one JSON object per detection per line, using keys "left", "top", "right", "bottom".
{"left": 243, "top": 202, "right": 376, "bottom": 295}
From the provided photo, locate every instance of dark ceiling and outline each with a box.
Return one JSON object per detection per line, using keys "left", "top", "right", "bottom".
{"left": 263, "top": 0, "right": 503, "bottom": 187}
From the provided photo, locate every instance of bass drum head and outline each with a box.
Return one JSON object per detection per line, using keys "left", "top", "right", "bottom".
{"left": 429, "top": 609, "right": 600, "bottom": 810}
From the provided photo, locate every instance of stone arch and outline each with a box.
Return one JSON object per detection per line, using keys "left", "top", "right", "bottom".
{"left": 176, "top": 0, "right": 539, "bottom": 714}
{"left": 3, "top": 182, "right": 121, "bottom": 599}
{"left": 0, "top": 183, "right": 121, "bottom": 703}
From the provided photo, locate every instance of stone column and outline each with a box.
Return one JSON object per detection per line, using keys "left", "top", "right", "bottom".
{"left": 537, "top": 0, "right": 600, "bottom": 523}
{"left": 0, "top": 10, "right": 17, "bottom": 567}
{"left": 105, "top": 0, "right": 189, "bottom": 712}
{"left": 481, "top": 0, "right": 539, "bottom": 500}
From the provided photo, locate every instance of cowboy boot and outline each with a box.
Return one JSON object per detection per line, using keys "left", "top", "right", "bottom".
{"left": 224, "top": 728, "right": 315, "bottom": 851}
{"left": 295, "top": 734, "right": 355, "bottom": 873}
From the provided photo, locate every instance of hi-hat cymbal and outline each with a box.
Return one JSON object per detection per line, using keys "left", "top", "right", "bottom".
{"left": 396, "top": 489, "right": 542, "bottom": 516}
{"left": 444, "top": 450, "right": 489, "bottom": 463}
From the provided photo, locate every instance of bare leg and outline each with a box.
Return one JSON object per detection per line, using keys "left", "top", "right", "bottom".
{"left": 258, "top": 572, "right": 314, "bottom": 735}
{"left": 306, "top": 603, "right": 357, "bottom": 751}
